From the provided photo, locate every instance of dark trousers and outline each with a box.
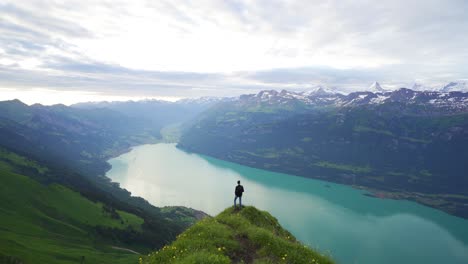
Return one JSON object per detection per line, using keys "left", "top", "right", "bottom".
{"left": 234, "top": 195, "right": 242, "bottom": 207}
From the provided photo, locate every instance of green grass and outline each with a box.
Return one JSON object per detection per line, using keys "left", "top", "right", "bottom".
{"left": 144, "top": 206, "right": 334, "bottom": 264}
{"left": 0, "top": 163, "right": 144, "bottom": 263}
{"left": 0, "top": 148, "right": 48, "bottom": 174}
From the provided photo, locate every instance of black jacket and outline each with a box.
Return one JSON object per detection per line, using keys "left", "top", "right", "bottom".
{"left": 235, "top": 185, "right": 244, "bottom": 197}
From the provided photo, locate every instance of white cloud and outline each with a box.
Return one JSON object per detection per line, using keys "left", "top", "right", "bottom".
{"left": 62, "top": 0, "right": 405, "bottom": 72}
{"left": 0, "top": 0, "right": 467, "bottom": 102}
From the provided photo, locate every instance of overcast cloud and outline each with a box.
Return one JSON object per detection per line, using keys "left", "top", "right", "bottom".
{"left": 0, "top": 0, "right": 467, "bottom": 104}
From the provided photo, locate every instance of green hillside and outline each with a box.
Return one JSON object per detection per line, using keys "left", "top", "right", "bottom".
{"left": 143, "top": 206, "right": 334, "bottom": 264}
{"left": 0, "top": 100, "right": 208, "bottom": 263}
{"left": 0, "top": 148, "right": 201, "bottom": 264}
{"left": 0, "top": 166, "right": 147, "bottom": 263}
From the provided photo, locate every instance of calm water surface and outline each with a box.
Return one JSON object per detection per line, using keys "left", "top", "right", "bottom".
{"left": 107, "top": 144, "right": 468, "bottom": 264}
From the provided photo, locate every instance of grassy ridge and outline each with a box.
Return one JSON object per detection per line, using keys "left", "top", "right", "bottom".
{"left": 0, "top": 165, "right": 144, "bottom": 263}
{"left": 144, "top": 206, "right": 334, "bottom": 264}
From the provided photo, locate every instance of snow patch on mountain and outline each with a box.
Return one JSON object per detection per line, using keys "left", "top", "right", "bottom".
{"left": 370, "top": 94, "right": 390, "bottom": 104}
{"left": 302, "top": 86, "right": 336, "bottom": 96}
{"left": 245, "top": 87, "right": 468, "bottom": 113}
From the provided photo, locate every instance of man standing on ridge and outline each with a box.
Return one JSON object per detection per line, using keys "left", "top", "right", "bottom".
{"left": 234, "top": 180, "right": 244, "bottom": 209}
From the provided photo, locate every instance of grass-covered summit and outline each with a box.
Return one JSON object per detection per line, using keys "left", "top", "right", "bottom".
{"left": 143, "top": 206, "right": 334, "bottom": 264}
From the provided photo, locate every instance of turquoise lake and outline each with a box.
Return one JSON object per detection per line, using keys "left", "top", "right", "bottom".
{"left": 106, "top": 143, "right": 468, "bottom": 264}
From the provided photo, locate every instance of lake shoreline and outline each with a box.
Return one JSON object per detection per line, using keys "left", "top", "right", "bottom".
{"left": 106, "top": 143, "right": 468, "bottom": 264}
{"left": 176, "top": 144, "right": 468, "bottom": 220}
{"left": 103, "top": 142, "right": 211, "bottom": 219}
{"left": 358, "top": 186, "right": 468, "bottom": 219}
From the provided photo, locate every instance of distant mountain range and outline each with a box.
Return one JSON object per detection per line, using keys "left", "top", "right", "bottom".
{"left": 0, "top": 97, "right": 222, "bottom": 176}
{"left": 72, "top": 97, "right": 228, "bottom": 127}
{"left": 295, "top": 81, "right": 468, "bottom": 95}
{"left": 237, "top": 87, "right": 468, "bottom": 114}
{"left": 440, "top": 81, "right": 468, "bottom": 92}
{"left": 367, "top": 81, "right": 468, "bottom": 93}
{"left": 178, "top": 87, "right": 468, "bottom": 218}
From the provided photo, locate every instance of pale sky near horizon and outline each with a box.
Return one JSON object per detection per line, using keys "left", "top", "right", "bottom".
{"left": 1, "top": 0, "right": 468, "bottom": 105}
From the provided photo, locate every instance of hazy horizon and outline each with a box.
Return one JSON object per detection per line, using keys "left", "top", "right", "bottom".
{"left": 1, "top": 80, "right": 468, "bottom": 106}
{"left": 1, "top": 0, "right": 468, "bottom": 105}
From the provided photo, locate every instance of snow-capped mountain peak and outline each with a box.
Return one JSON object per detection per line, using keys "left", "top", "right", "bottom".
{"left": 368, "top": 81, "right": 387, "bottom": 92}
{"left": 302, "top": 86, "right": 335, "bottom": 96}
{"left": 441, "top": 81, "right": 468, "bottom": 92}
{"left": 240, "top": 87, "right": 468, "bottom": 114}
{"left": 411, "top": 83, "right": 427, "bottom": 91}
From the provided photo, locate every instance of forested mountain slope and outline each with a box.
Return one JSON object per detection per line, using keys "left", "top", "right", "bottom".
{"left": 0, "top": 99, "right": 208, "bottom": 263}
{"left": 179, "top": 89, "right": 468, "bottom": 218}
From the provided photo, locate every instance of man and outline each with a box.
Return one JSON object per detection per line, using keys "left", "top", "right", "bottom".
{"left": 234, "top": 180, "right": 244, "bottom": 208}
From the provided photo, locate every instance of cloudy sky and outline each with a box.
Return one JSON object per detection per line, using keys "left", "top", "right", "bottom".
{"left": 1, "top": 0, "right": 467, "bottom": 104}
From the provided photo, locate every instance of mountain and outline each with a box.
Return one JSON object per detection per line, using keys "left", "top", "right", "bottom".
{"left": 72, "top": 97, "right": 222, "bottom": 128}
{"left": 0, "top": 99, "right": 209, "bottom": 263}
{"left": 178, "top": 88, "right": 468, "bottom": 218}
{"left": 441, "top": 81, "right": 468, "bottom": 92}
{"left": 407, "top": 81, "right": 468, "bottom": 93}
{"left": 301, "top": 86, "right": 336, "bottom": 96}
{"left": 0, "top": 146, "right": 208, "bottom": 263}
{"left": 411, "top": 82, "right": 439, "bottom": 91}
{"left": 0, "top": 100, "right": 159, "bottom": 176}
{"left": 143, "top": 206, "right": 334, "bottom": 264}
{"left": 0, "top": 156, "right": 143, "bottom": 264}
{"left": 176, "top": 96, "right": 234, "bottom": 106}
{"left": 218, "top": 88, "right": 468, "bottom": 114}
{"left": 0, "top": 98, "right": 220, "bottom": 177}
{"left": 368, "top": 81, "right": 387, "bottom": 92}
{"left": 0, "top": 99, "right": 215, "bottom": 208}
